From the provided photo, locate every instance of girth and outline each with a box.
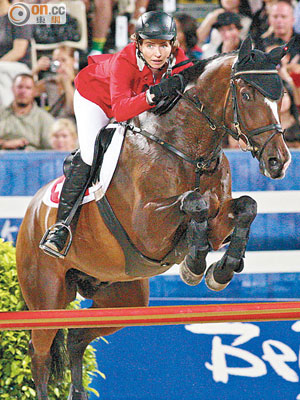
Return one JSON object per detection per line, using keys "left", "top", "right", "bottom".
{"left": 96, "top": 195, "right": 188, "bottom": 277}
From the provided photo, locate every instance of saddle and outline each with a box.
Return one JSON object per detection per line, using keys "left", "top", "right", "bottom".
{"left": 63, "top": 123, "right": 116, "bottom": 182}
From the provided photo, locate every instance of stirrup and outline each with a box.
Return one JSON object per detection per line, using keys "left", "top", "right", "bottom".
{"left": 39, "top": 222, "right": 73, "bottom": 259}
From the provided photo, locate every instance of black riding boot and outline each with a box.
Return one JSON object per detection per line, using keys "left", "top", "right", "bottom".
{"left": 40, "top": 151, "right": 91, "bottom": 258}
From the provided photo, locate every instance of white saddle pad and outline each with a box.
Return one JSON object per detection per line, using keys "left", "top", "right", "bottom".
{"left": 43, "top": 124, "right": 125, "bottom": 208}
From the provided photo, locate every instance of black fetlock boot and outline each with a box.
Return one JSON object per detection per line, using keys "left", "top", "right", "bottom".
{"left": 39, "top": 151, "right": 91, "bottom": 259}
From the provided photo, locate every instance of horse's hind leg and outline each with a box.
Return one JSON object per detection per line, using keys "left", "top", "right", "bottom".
{"left": 66, "top": 279, "right": 149, "bottom": 400}
{"left": 179, "top": 191, "right": 210, "bottom": 285}
{"left": 29, "top": 329, "right": 62, "bottom": 400}
{"left": 206, "top": 195, "right": 257, "bottom": 291}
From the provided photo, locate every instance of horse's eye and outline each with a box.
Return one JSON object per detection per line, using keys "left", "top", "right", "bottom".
{"left": 242, "top": 92, "right": 251, "bottom": 101}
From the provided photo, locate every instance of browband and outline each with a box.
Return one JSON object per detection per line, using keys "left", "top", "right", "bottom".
{"left": 233, "top": 70, "right": 279, "bottom": 78}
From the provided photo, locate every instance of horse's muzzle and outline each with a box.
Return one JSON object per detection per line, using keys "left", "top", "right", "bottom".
{"left": 260, "top": 153, "right": 291, "bottom": 180}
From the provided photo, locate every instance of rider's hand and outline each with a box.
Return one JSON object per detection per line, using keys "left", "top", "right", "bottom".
{"left": 149, "top": 74, "right": 185, "bottom": 105}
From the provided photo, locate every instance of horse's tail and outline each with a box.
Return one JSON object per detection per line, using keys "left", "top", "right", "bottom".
{"left": 49, "top": 329, "right": 68, "bottom": 383}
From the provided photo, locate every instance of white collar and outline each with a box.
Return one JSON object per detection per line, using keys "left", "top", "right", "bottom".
{"left": 136, "top": 49, "right": 145, "bottom": 71}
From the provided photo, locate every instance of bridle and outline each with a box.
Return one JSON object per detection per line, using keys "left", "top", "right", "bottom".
{"left": 229, "top": 62, "right": 283, "bottom": 159}
{"left": 126, "top": 58, "right": 284, "bottom": 188}
{"left": 177, "top": 60, "right": 283, "bottom": 161}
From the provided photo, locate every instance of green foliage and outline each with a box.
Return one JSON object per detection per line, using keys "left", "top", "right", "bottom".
{"left": 0, "top": 240, "right": 102, "bottom": 399}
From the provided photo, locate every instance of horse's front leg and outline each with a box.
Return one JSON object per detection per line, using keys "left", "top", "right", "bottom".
{"left": 133, "top": 190, "right": 210, "bottom": 274}
{"left": 132, "top": 191, "right": 192, "bottom": 258}
{"left": 178, "top": 190, "right": 210, "bottom": 285}
{"left": 206, "top": 195, "right": 257, "bottom": 291}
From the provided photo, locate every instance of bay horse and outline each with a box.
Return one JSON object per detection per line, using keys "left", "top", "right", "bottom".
{"left": 16, "top": 37, "right": 291, "bottom": 399}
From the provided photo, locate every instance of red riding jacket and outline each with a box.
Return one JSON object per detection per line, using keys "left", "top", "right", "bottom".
{"left": 74, "top": 42, "right": 191, "bottom": 122}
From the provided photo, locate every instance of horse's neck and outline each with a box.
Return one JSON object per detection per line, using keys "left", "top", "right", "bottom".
{"left": 134, "top": 56, "right": 235, "bottom": 158}
{"left": 136, "top": 107, "right": 219, "bottom": 162}
{"left": 198, "top": 55, "right": 235, "bottom": 109}
{"left": 190, "top": 55, "right": 235, "bottom": 143}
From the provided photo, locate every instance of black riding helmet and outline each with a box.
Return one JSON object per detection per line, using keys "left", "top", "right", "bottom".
{"left": 135, "top": 11, "right": 177, "bottom": 41}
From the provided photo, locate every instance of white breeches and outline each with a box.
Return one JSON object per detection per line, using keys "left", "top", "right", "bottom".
{"left": 73, "top": 89, "right": 110, "bottom": 166}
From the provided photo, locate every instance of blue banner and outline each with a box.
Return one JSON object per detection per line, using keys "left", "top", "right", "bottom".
{"left": 1, "top": 149, "right": 300, "bottom": 400}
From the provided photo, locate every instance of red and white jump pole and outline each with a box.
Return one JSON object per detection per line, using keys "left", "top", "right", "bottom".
{"left": 1, "top": 302, "right": 300, "bottom": 330}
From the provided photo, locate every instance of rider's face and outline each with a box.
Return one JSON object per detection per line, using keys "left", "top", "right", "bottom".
{"left": 139, "top": 39, "right": 172, "bottom": 69}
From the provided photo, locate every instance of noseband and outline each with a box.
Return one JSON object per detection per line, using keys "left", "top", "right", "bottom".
{"left": 178, "top": 60, "right": 284, "bottom": 161}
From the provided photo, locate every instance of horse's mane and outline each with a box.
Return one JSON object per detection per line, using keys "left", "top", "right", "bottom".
{"left": 181, "top": 51, "right": 238, "bottom": 84}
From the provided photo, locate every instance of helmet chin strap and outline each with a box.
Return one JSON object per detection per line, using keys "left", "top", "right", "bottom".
{"left": 163, "top": 57, "right": 173, "bottom": 78}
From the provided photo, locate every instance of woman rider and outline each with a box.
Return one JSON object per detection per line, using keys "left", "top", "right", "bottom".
{"left": 41, "top": 11, "right": 192, "bottom": 258}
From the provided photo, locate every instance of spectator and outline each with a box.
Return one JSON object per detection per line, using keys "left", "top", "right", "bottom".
{"left": 0, "top": 74, "right": 54, "bottom": 150}
{"left": 250, "top": 0, "right": 278, "bottom": 50}
{"left": 89, "top": 0, "right": 156, "bottom": 54}
{"left": 262, "top": 1, "right": 300, "bottom": 59}
{"left": 0, "top": 0, "right": 32, "bottom": 106}
{"left": 286, "top": 60, "right": 300, "bottom": 107}
{"left": 295, "top": 1, "right": 300, "bottom": 34}
{"left": 197, "top": 0, "right": 252, "bottom": 58}
{"left": 276, "top": 53, "right": 300, "bottom": 147}
{"left": 212, "top": 12, "right": 243, "bottom": 54}
{"left": 248, "top": 0, "right": 265, "bottom": 15}
{"left": 174, "top": 13, "right": 202, "bottom": 60}
{"left": 50, "top": 118, "right": 78, "bottom": 151}
{"left": 0, "top": 0, "right": 32, "bottom": 67}
{"left": 32, "top": 45, "right": 76, "bottom": 120}
{"left": 280, "top": 81, "right": 300, "bottom": 147}
{"left": 88, "top": 0, "right": 118, "bottom": 55}
{"left": 128, "top": 0, "right": 151, "bottom": 36}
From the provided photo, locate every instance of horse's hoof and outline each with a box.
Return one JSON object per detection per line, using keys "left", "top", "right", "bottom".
{"left": 205, "top": 263, "right": 230, "bottom": 291}
{"left": 179, "top": 258, "right": 204, "bottom": 286}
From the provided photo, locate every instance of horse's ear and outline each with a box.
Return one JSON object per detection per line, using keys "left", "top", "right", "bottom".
{"left": 268, "top": 36, "right": 296, "bottom": 64}
{"left": 268, "top": 46, "right": 286, "bottom": 64}
{"left": 238, "top": 35, "right": 253, "bottom": 62}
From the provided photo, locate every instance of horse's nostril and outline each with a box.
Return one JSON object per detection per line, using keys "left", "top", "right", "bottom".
{"left": 268, "top": 158, "right": 280, "bottom": 169}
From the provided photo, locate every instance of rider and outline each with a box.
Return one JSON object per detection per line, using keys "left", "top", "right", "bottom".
{"left": 41, "top": 11, "right": 192, "bottom": 258}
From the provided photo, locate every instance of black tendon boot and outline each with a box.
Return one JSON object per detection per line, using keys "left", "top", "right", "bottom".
{"left": 40, "top": 152, "right": 91, "bottom": 258}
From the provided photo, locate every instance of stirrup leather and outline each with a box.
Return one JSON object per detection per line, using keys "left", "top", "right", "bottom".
{"left": 39, "top": 222, "right": 73, "bottom": 259}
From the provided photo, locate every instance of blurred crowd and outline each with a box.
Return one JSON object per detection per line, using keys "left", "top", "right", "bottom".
{"left": 0, "top": 0, "right": 300, "bottom": 151}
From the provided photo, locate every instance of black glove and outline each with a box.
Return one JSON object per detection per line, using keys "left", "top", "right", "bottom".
{"left": 149, "top": 74, "right": 185, "bottom": 105}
